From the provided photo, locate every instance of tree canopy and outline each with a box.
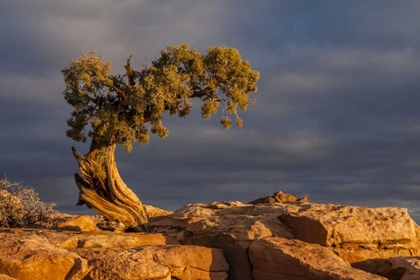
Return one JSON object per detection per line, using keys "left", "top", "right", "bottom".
{"left": 62, "top": 44, "right": 260, "bottom": 152}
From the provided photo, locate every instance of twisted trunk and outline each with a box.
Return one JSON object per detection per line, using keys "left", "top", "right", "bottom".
{"left": 71, "top": 142, "right": 149, "bottom": 232}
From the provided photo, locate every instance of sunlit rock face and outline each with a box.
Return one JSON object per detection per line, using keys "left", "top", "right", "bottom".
{"left": 0, "top": 229, "right": 227, "bottom": 280}
{"left": 0, "top": 233, "right": 89, "bottom": 280}
{"left": 149, "top": 197, "right": 420, "bottom": 279}
{"left": 1, "top": 191, "right": 420, "bottom": 279}
{"left": 249, "top": 237, "right": 386, "bottom": 280}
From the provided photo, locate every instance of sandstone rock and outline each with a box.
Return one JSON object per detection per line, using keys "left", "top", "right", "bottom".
{"left": 222, "top": 240, "right": 254, "bottom": 280}
{"left": 58, "top": 232, "right": 179, "bottom": 249}
{"left": 336, "top": 247, "right": 418, "bottom": 265}
{"left": 2, "top": 196, "right": 418, "bottom": 280}
{"left": 150, "top": 201, "right": 293, "bottom": 279}
{"left": 354, "top": 257, "right": 420, "bottom": 280}
{"left": 77, "top": 248, "right": 171, "bottom": 280}
{"left": 279, "top": 204, "right": 417, "bottom": 247}
{"left": 0, "top": 228, "right": 226, "bottom": 280}
{"left": 0, "top": 228, "right": 178, "bottom": 249}
{"left": 58, "top": 215, "right": 98, "bottom": 232}
{"left": 154, "top": 245, "right": 229, "bottom": 280}
{"left": 50, "top": 212, "right": 76, "bottom": 226}
{"left": 144, "top": 204, "right": 173, "bottom": 218}
{"left": 75, "top": 245, "right": 229, "bottom": 280}
{"left": 0, "top": 275, "right": 16, "bottom": 280}
{"left": 248, "top": 191, "right": 308, "bottom": 204}
{"left": 278, "top": 204, "right": 419, "bottom": 262}
{"left": 150, "top": 199, "right": 420, "bottom": 277}
{"left": 249, "top": 237, "right": 386, "bottom": 280}
{"left": 0, "top": 233, "right": 88, "bottom": 280}
{"left": 151, "top": 201, "right": 293, "bottom": 242}
{"left": 171, "top": 201, "right": 248, "bottom": 218}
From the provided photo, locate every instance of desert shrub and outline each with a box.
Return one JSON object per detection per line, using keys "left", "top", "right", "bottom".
{"left": 0, "top": 177, "right": 57, "bottom": 228}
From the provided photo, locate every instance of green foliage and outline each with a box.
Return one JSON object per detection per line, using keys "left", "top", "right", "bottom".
{"left": 0, "top": 178, "right": 57, "bottom": 228}
{"left": 62, "top": 44, "right": 260, "bottom": 152}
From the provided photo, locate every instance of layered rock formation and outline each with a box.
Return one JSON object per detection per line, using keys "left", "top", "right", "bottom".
{"left": 0, "top": 229, "right": 227, "bottom": 280}
{"left": 1, "top": 193, "right": 420, "bottom": 279}
{"left": 149, "top": 197, "right": 420, "bottom": 279}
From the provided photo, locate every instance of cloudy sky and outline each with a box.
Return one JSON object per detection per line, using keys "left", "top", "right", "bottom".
{"left": 2, "top": 1, "right": 420, "bottom": 221}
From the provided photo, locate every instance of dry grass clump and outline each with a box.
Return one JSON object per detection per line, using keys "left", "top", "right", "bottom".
{"left": 0, "top": 177, "right": 57, "bottom": 228}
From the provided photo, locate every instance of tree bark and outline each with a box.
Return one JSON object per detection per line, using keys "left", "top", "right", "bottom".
{"left": 71, "top": 143, "right": 150, "bottom": 232}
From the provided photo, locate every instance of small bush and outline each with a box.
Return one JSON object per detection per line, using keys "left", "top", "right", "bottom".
{"left": 0, "top": 177, "right": 57, "bottom": 228}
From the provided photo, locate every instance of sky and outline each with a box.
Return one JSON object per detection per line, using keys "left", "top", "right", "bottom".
{"left": 2, "top": 1, "right": 420, "bottom": 221}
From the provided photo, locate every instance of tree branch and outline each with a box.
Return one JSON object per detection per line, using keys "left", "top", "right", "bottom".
{"left": 124, "top": 55, "right": 136, "bottom": 86}
{"left": 190, "top": 85, "right": 211, "bottom": 99}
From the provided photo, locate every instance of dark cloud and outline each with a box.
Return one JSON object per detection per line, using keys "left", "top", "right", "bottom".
{"left": 1, "top": 1, "right": 420, "bottom": 223}
{"left": 223, "top": 1, "right": 420, "bottom": 52}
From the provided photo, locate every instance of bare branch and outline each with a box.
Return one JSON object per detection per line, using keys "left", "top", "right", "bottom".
{"left": 124, "top": 55, "right": 136, "bottom": 86}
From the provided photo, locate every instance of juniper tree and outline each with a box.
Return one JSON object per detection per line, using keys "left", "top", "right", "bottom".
{"left": 62, "top": 44, "right": 260, "bottom": 232}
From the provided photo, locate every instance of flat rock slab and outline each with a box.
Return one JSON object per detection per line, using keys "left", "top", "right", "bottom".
{"left": 150, "top": 201, "right": 294, "bottom": 243}
{"left": 249, "top": 237, "right": 386, "bottom": 280}
{"left": 58, "top": 232, "right": 179, "bottom": 249}
{"left": 355, "top": 257, "right": 420, "bottom": 280}
{"left": 278, "top": 204, "right": 418, "bottom": 247}
{"left": 1, "top": 228, "right": 179, "bottom": 249}
{"left": 75, "top": 245, "right": 228, "bottom": 280}
{"left": 2, "top": 199, "right": 420, "bottom": 279}
{"left": 0, "top": 229, "right": 228, "bottom": 280}
{"left": 150, "top": 200, "right": 420, "bottom": 277}
{"left": 277, "top": 203, "right": 420, "bottom": 262}
{"left": 0, "top": 234, "right": 88, "bottom": 280}
{"left": 152, "top": 201, "right": 419, "bottom": 249}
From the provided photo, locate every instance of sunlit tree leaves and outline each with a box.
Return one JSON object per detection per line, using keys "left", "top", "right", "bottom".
{"left": 62, "top": 44, "right": 260, "bottom": 152}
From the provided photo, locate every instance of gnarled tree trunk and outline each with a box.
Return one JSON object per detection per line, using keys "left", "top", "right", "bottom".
{"left": 71, "top": 142, "right": 149, "bottom": 232}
